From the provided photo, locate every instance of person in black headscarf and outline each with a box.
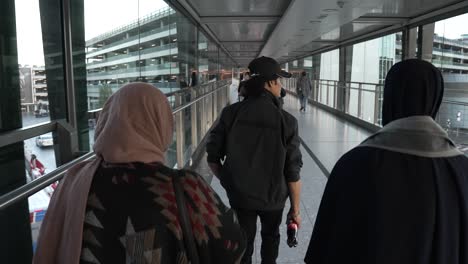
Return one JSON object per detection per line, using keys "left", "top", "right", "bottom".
{"left": 304, "top": 59, "right": 468, "bottom": 264}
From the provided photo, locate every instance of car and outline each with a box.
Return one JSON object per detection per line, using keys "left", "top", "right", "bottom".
{"left": 35, "top": 133, "right": 53, "bottom": 148}
{"left": 34, "top": 109, "right": 49, "bottom": 118}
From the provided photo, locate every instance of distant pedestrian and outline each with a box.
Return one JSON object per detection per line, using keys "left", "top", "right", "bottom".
{"left": 238, "top": 72, "right": 250, "bottom": 101}
{"left": 190, "top": 71, "right": 198, "bottom": 87}
{"left": 296, "top": 71, "right": 311, "bottom": 111}
{"left": 30, "top": 154, "right": 45, "bottom": 178}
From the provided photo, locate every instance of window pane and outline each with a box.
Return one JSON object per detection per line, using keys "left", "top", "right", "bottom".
{"left": 429, "top": 14, "right": 468, "bottom": 155}
{"left": 198, "top": 32, "right": 209, "bottom": 84}
{"left": 15, "top": 0, "right": 51, "bottom": 126}
{"left": 346, "top": 33, "right": 400, "bottom": 125}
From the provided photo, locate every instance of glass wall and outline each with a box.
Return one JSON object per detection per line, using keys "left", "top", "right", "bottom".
{"left": 15, "top": 0, "right": 52, "bottom": 126}
{"left": 425, "top": 13, "right": 468, "bottom": 153}
{"left": 3, "top": 0, "right": 233, "bottom": 257}
{"left": 346, "top": 33, "right": 399, "bottom": 122}
{"left": 284, "top": 14, "right": 468, "bottom": 155}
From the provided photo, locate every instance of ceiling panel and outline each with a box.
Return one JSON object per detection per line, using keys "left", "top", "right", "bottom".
{"left": 207, "top": 22, "right": 276, "bottom": 42}
{"left": 177, "top": 0, "right": 466, "bottom": 65}
{"left": 230, "top": 51, "right": 259, "bottom": 57}
{"left": 223, "top": 42, "right": 263, "bottom": 52}
{"left": 364, "top": 0, "right": 462, "bottom": 17}
{"left": 188, "top": 0, "right": 291, "bottom": 16}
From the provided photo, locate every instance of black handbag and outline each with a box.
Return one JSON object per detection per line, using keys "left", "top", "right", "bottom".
{"left": 172, "top": 171, "right": 200, "bottom": 264}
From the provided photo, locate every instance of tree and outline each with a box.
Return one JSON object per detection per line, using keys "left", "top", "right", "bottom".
{"left": 98, "top": 84, "right": 113, "bottom": 108}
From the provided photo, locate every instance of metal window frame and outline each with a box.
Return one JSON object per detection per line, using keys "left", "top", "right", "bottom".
{"left": 0, "top": 81, "right": 230, "bottom": 211}
{"left": 281, "top": 1, "right": 468, "bottom": 64}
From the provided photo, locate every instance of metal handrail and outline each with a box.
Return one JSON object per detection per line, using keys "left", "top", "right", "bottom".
{"left": 0, "top": 152, "right": 95, "bottom": 210}
{"left": 0, "top": 121, "right": 57, "bottom": 149}
{"left": 172, "top": 84, "right": 228, "bottom": 114}
{"left": 0, "top": 81, "right": 230, "bottom": 211}
{"left": 0, "top": 81, "right": 228, "bottom": 149}
{"left": 313, "top": 79, "right": 468, "bottom": 107}
{"left": 442, "top": 100, "right": 468, "bottom": 107}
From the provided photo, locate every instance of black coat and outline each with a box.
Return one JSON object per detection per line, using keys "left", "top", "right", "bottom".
{"left": 305, "top": 146, "right": 468, "bottom": 263}
{"left": 305, "top": 59, "right": 468, "bottom": 264}
{"left": 207, "top": 91, "right": 302, "bottom": 210}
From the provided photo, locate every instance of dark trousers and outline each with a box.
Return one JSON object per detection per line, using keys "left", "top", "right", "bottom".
{"left": 234, "top": 208, "right": 284, "bottom": 264}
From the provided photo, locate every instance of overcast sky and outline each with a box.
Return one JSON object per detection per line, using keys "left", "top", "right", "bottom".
{"left": 15, "top": 0, "right": 168, "bottom": 66}
{"left": 14, "top": 0, "right": 468, "bottom": 66}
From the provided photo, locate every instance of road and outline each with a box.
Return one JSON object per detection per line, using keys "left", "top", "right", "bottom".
{"left": 22, "top": 113, "right": 95, "bottom": 175}
{"left": 22, "top": 113, "right": 56, "bottom": 174}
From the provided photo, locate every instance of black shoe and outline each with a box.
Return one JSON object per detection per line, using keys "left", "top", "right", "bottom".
{"left": 300, "top": 107, "right": 304, "bottom": 111}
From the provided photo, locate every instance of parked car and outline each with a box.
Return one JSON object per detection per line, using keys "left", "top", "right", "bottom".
{"left": 35, "top": 109, "right": 49, "bottom": 118}
{"left": 35, "top": 133, "right": 53, "bottom": 148}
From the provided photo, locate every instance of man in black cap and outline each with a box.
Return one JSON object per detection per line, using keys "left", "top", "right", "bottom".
{"left": 207, "top": 56, "right": 303, "bottom": 264}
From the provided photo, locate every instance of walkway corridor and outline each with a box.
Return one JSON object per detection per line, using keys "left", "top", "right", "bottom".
{"left": 195, "top": 95, "right": 373, "bottom": 263}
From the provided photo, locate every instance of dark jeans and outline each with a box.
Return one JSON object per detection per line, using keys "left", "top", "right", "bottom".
{"left": 300, "top": 96, "right": 308, "bottom": 109}
{"left": 234, "top": 207, "right": 284, "bottom": 264}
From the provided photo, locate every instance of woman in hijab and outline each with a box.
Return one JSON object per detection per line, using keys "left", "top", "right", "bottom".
{"left": 305, "top": 59, "right": 468, "bottom": 264}
{"left": 34, "top": 83, "right": 246, "bottom": 264}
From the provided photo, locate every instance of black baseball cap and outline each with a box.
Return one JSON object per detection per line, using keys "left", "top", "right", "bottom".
{"left": 248, "top": 56, "right": 292, "bottom": 80}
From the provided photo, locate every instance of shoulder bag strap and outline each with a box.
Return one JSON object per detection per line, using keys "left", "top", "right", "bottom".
{"left": 172, "top": 171, "right": 200, "bottom": 264}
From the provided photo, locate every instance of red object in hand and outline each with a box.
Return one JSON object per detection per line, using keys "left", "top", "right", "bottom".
{"left": 287, "top": 221, "right": 298, "bottom": 247}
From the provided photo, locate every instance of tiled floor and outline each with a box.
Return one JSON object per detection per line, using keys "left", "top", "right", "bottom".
{"left": 193, "top": 96, "right": 372, "bottom": 263}
{"left": 283, "top": 95, "right": 372, "bottom": 174}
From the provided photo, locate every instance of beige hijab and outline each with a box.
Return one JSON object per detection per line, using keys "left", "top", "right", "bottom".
{"left": 33, "top": 83, "right": 174, "bottom": 264}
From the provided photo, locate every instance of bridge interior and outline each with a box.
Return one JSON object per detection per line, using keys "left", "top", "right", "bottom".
{"left": 1, "top": 0, "right": 468, "bottom": 262}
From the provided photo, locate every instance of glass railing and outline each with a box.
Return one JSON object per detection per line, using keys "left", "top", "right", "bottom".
{"left": 87, "top": 62, "right": 177, "bottom": 78}
{"left": 283, "top": 78, "right": 468, "bottom": 155}
{"left": 87, "top": 23, "right": 177, "bottom": 57}
{"left": 432, "top": 59, "right": 468, "bottom": 67}
{"left": 0, "top": 79, "right": 232, "bottom": 252}
{"left": 433, "top": 47, "right": 468, "bottom": 57}
{"left": 87, "top": 82, "right": 181, "bottom": 93}
{"left": 87, "top": 43, "right": 177, "bottom": 67}
{"left": 86, "top": 7, "right": 175, "bottom": 44}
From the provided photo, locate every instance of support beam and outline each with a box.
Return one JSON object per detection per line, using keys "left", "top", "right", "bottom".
{"left": 200, "top": 16, "right": 280, "bottom": 24}
{"left": 353, "top": 16, "right": 409, "bottom": 25}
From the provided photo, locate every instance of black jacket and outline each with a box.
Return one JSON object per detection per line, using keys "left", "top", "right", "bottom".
{"left": 207, "top": 91, "right": 302, "bottom": 210}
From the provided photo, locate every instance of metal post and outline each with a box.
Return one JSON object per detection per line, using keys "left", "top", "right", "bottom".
{"left": 334, "top": 81, "right": 338, "bottom": 108}
{"left": 207, "top": 84, "right": 212, "bottom": 130}
{"left": 213, "top": 85, "right": 218, "bottom": 121}
{"left": 201, "top": 86, "right": 207, "bottom": 136}
{"left": 190, "top": 89, "right": 198, "bottom": 148}
{"left": 344, "top": 83, "right": 349, "bottom": 113}
{"left": 358, "top": 83, "right": 363, "bottom": 118}
{"left": 373, "top": 85, "right": 380, "bottom": 125}
{"left": 62, "top": 0, "right": 77, "bottom": 129}
{"left": 416, "top": 25, "right": 423, "bottom": 59}
{"left": 401, "top": 27, "right": 411, "bottom": 60}
{"left": 175, "top": 94, "right": 184, "bottom": 169}
{"left": 326, "top": 81, "right": 330, "bottom": 106}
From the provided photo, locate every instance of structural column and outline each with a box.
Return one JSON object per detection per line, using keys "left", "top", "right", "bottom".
{"left": 0, "top": 1, "right": 33, "bottom": 262}
{"left": 421, "top": 23, "right": 435, "bottom": 62}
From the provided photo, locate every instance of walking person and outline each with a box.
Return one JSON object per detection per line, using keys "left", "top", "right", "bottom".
{"left": 207, "top": 56, "right": 303, "bottom": 264}
{"left": 238, "top": 72, "right": 250, "bottom": 101}
{"left": 304, "top": 59, "right": 468, "bottom": 264}
{"left": 296, "top": 71, "right": 311, "bottom": 112}
{"left": 30, "top": 154, "right": 46, "bottom": 178}
{"left": 34, "top": 83, "right": 246, "bottom": 264}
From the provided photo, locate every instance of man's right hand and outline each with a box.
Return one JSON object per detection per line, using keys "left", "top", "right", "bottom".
{"left": 288, "top": 209, "right": 302, "bottom": 229}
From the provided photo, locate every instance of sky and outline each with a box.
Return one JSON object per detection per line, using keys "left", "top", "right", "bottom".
{"left": 14, "top": 0, "right": 468, "bottom": 66}
{"left": 434, "top": 13, "right": 468, "bottom": 39}
{"left": 15, "top": 0, "right": 168, "bottom": 66}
